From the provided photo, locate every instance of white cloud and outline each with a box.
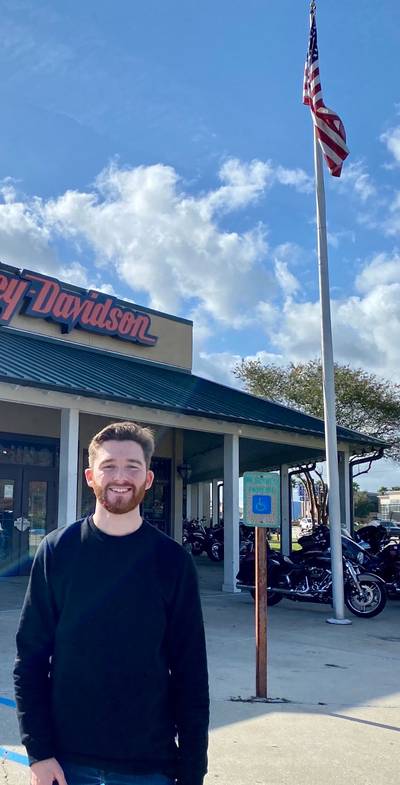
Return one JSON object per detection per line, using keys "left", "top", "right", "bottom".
{"left": 0, "top": 185, "right": 113, "bottom": 293}
{"left": 193, "top": 348, "right": 286, "bottom": 387}
{"left": 0, "top": 157, "right": 315, "bottom": 332}
{"left": 355, "top": 251, "right": 400, "bottom": 292}
{"left": 258, "top": 250, "right": 400, "bottom": 382}
{"left": 274, "top": 165, "right": 313, "bottom": 193}
{"left": 381, "top": 125, "right": 400, "bottom": 165}
{"left": 274, "top": 259, "right": 300, "bottom": 297}
{"left": 336, "top": 161, "right": 377, "bottom": 202}
{"left": 384, "top": 191, "right": 400, "bottom": 236}
{"left": 39, "top": 158, "right": 315, "bottom": 327}
{"left": 205, "top": 158, "right": 273, "bottom": 213}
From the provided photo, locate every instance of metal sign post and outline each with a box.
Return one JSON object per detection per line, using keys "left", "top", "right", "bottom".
{"left": 243, "top": 472, "right": 281, "bottom": 699}
{"left": 255, "top": 526, "right": 268, "bottom": 697}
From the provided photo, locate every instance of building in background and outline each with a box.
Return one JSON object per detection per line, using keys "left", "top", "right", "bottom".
{"left": 0, "top": 262, "right": 384, "bottom": 589}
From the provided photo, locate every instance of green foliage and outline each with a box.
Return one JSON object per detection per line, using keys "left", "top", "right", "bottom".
{"left": 234, "top": 358, "right": 400, "bottom": 461}
{"left": 353, "top": 490, "right": 378, "bottom": 518}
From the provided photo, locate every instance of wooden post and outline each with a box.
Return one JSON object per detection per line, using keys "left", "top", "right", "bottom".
{"left": 255, "top": 527, "right": 268, "bottom": 698}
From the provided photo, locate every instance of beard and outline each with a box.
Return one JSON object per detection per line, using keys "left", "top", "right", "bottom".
{"left": 91, "top": 479, "right": 148, "bottom": 515}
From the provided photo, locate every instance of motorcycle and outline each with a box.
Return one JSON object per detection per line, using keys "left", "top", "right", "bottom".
{"left": 206, "top": 522, "right": 257, "bottom": 562}
{"left": 355, "top": 523, "right": 400, "bottom": 598}
{"left": 205, "top": 524, "right": 224, "bottom": 562}
{"left": 182, "top": 519, "right": 207, "bottom": 556}
{"left": 236, "top": 532, "right": 387, "bottom": 618}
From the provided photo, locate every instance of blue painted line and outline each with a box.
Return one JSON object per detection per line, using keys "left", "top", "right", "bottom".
{"left": 0, "top": 696, "right": 16, "bottom": 708}
{"left": 0, "top": 746, "right": 29, "bottom": 766}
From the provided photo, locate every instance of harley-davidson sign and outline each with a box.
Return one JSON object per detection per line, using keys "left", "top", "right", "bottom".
{"left": 0, "top": 269, "right": 158, "bottom": 346}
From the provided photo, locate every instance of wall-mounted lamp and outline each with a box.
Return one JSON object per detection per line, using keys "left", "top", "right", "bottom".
{"left": 177, "top": 462, "right": 192, "bottom": 483}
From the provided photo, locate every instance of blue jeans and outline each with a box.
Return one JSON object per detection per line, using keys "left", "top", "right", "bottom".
{"left": 58, "top": 760, "right": 175, "bottom": 785}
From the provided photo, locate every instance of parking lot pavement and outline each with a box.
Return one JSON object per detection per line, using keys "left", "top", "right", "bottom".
{"left": 1, "top": 560, "right": 400, "bottom": 785}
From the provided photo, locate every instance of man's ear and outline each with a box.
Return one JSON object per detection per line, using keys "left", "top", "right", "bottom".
{"left": 85, "top": 467, "right": 94, "bottom": 488}
{"left": 145, "top": 470, "right": 155, "bottom": 491}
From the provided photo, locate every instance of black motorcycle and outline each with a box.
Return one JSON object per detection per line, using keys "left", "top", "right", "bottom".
{"left": 182, "top": 519, "right": 207, "bottom": 556}
{"left": 236, "top": 532, "right": 387, "bottom": 618}
{"left": 205, "top": 524, "right": 224, "bottom": 562}
{"left": 355, "top": 523, "right": 400, "bottom": 598}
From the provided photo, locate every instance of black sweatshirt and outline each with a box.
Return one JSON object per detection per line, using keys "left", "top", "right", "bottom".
{"left": 14, "top": 518, "right": 209, "bottom": 785}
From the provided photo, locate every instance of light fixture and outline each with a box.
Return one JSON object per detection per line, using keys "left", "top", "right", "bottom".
{"left": 177, "top": 462, "right": 192, "bottom": 483}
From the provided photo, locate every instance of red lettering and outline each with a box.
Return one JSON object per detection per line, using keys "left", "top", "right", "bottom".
{"left": 105, "top": 307, "right": 122, "bottom": 332}
{"left": 90, "top": 299, "right": 113, "bottom": 329}
{"left": 0, "top": 269, "right": 157, "bottom": 346}
{"left": 118, "top": 311, "right": 136, "bottom": 336}
{"left": 79, "top": 300, "right": 97, "bottom": 325}
{"left": 25, "top": 275, "right": 60, "bottom": 315}
{"left": 137, "top": 315, "right": 157, "bottom": 345}
{"left": 0, "top": 277, "right": 29, "bottom": 323}
{"left": 53, "top": 292, "right": 75, "bottom": 319}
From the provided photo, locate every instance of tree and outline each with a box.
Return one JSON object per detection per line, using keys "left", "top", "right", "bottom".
{"left": 234, "top": 358, "right": 400, "bottom": 459}
{"left": 234, "top": 358, "right": 400, "bottom": 524}
{"left": 353, "top": 490, "right": 378, "bottom": 519}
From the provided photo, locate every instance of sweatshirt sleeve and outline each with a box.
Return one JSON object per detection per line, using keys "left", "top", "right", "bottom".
{"left": 13, "top": 537, "right": 58, "bottom": 765}
{"left": 166, "top": 551, "right": 209, "bottom": 785}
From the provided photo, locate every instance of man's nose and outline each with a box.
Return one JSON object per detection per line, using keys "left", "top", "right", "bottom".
{"left": 111, "top": 467, "right": 131, "bottom": 482}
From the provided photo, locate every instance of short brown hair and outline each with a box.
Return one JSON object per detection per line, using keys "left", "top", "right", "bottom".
{"left": 88, "top": 421, "right": 155, "bottom": 469}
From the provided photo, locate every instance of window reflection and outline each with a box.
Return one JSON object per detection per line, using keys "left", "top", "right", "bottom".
{"left": 28, "top": 481, "right": 47, "bottom": 558}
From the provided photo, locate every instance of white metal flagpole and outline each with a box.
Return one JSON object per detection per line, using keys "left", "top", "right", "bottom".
{"left": 313, "top": 128, "right": 350, "bottom": 624}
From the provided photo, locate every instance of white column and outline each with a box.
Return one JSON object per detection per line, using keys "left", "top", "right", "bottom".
{"left": 58, "top": 408, "right": 79, "bottom": 527}
{"left": 212, "top": 480, "right": 219, "bottom": 526}
{"left": 191, "top": 484, "right": 199, "bottom": 520}
{"left": 186, "top": 484, "right": 192, "bottom": 519}
{"left": 202, "top": 483, "right": 211, "bottom": 525}
{"left": 172, "top": 430, "right": 183, "bottom": 543}
{"left": 197, "top": 482, "right": 204, "bottom": 520}
{"left": 338, "top": 450, "right": 351, "bottom": 533}
{"left": 223, "top": 433, "right": 240, "bottom": 593}
{"left": 280, "top": 464, "right": 291, "bottom": 556}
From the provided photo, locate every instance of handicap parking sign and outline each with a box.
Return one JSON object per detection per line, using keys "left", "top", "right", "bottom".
{"left": 243, "top": 472, "right": 280, "bottom": 528}
{"left": 252, "top": 495, "right": 272, "bottom": 515}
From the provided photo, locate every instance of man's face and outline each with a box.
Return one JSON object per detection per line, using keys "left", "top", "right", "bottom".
{"left": 85, "top": 440, "right": 154, "bottom": 515}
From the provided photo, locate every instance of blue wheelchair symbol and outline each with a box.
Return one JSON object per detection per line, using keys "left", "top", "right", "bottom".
{"left": 252, "top": 494, "right": 272, "bottom": 515}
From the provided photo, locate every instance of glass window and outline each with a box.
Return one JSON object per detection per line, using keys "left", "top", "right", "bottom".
{"left": 0, "top": 440, "right": 56, "bottom": 467}
{"left": 0, "top": 479, "right": 16, "bottom": 565}
{"left": 27, "top": 481, "right": 48, "bottom": 559}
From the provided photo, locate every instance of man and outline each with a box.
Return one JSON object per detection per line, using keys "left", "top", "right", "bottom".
{"left": 14, "top": 421, "right": 209, "bottom": 785}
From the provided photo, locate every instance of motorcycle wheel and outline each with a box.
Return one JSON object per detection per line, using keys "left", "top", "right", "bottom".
{"left": 250, "top": 589, "right": 283, "bottom": 605}
{"left": 207, "top": 542, "right": 224, "bottom": 562}
{"left": 344, "top": 579, "right": 386, "bottom": 618}
{"left": 190, "top": 538, "right": 204, "bottom": 556}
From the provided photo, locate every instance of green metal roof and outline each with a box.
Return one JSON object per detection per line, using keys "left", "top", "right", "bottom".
{"left": 0, "top": 328, "right": 385, "bottom": 448}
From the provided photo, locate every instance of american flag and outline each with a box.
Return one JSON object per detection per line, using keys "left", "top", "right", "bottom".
{"left": 303, "top": 1, "right": 349, "bottom": 177}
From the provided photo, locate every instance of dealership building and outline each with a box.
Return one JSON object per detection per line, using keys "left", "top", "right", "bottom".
{"left": 0, "top": 262, "right": 384, "bottom": 588}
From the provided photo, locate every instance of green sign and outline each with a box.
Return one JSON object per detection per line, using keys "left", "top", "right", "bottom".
{"left": 243, "top": 471, "right": 281, "bottom": 528}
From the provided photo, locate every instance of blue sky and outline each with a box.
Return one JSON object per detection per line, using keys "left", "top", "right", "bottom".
{"left": 1, "top": 0, "right": 400, "bottom": 490}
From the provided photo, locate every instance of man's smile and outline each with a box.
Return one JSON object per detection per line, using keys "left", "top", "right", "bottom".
{"left": 108, "top": 486, "right": 132, "bottom": 494}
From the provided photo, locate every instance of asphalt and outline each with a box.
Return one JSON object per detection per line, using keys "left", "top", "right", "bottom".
{"left": 1, "top": 556, "right": 399, "bottom": 785}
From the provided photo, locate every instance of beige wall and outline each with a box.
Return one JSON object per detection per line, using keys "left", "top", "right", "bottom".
{"left": 0, "top": 402, "right": 175, "bottom": 459}
{"left": 9, "top": 308, "right": 192, "bottom": 371}
{"left": 0, "top": 400, "right": 60, "bottom": 437}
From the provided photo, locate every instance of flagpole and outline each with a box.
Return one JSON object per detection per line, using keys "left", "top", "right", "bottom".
{"left": 313, "top": 127, "right": 350, "bottom": 624}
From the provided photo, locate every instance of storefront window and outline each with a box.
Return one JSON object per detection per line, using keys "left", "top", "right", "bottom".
{"left": 0, "top": 440, "right": 56, "bottom": 467}
{"left": 28, "top": 481, "right": 48, "bottom": 559}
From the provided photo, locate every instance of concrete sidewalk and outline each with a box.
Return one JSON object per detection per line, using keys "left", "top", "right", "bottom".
{"left": 1, "top": 558, "right": 400, "bottom": 785}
